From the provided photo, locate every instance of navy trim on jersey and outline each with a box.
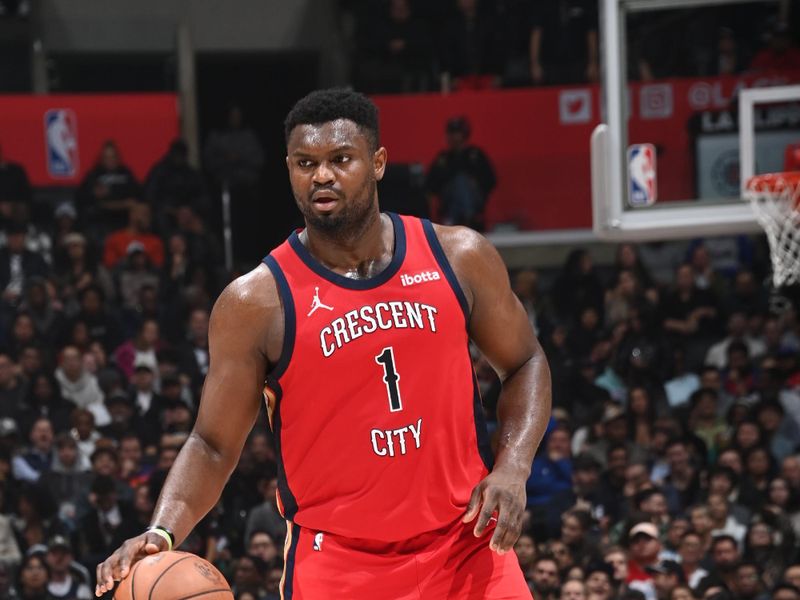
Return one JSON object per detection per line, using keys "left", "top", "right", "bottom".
{"left": 421, "top": 219, "right": 470, "bottom": 323}
{"left": 262, "top": 255, "right": 295, "bottom": 380}
{"left": 283, "top": 522, "right": 301, "bottom": 599}
{"left": 269, "top": 379, "right": 299, "bottom": 520}
{"left": 472, "top": 369, "right": 494, "bottom": 471}
{"left": 286, "top": 212, "right": 407, "bottom": 290}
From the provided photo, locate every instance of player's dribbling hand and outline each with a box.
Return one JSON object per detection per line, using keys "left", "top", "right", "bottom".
{"left": 462, "top": 469, "right": 526, "bottom": 555}
{"left": 95, "top": 532, "right": 169, "bottom": 597}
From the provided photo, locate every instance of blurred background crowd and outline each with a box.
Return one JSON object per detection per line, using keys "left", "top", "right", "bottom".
{"left": 0, "top": 1, "right": 799, "bottom": 600}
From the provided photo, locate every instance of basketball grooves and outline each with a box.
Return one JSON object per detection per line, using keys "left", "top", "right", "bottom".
{"left": 113, "top": 558, "right": 144, "bottom": 600}
{"left": 148, "top": 555, "right": 194, "bottom": 600}
{"left": 174, "top": 589, "right": 234, "bottom": 599}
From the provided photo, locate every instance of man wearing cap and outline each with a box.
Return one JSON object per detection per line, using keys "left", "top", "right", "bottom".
{"left": 647, "top": 559, "right": 685, "bottom": 600}
{"left": 627, "top": 522, "right": 663, "bottom": 600}
{"left": 46, "top": 535, "right": 92, "bottom": 599}
{"left": 426, "top": 116, "right": 496, "bottom": 229}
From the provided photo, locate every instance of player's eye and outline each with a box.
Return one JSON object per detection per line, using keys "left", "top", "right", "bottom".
{"left": 333, "top": 155, "right": 351, "bottom": 164}
{"left": 297, "top": 159, "right": 314, "bottom": 168}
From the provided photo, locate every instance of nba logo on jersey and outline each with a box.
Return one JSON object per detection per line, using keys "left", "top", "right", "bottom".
{"left": 44, "top": 109, "right": 79, "bottom": 178}
{"left": 627, "top": 143, "right": 657, "bottom": 207}
{"left": 313, "top": 532, "right": 324, "bottom": 552}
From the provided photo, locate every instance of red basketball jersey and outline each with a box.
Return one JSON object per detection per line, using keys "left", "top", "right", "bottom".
{"left": 263, "top": 213, "right": 493, "bottom": 542}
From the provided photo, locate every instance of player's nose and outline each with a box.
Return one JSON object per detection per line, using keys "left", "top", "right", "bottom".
{"left": 312, "top": 161, "right": 335, "bottom": 186}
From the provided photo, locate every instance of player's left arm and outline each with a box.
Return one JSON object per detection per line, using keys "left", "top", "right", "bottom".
{"left": 438, "top": 225, "right": 551, "bottom": 555}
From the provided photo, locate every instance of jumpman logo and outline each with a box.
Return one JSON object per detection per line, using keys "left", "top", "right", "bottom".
{"left": 307, "top": 286, "right": 334, "bottom": 317}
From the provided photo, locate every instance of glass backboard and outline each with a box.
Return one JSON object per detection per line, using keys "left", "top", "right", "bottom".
{"left": 592, "top": 0, "right": 799, "bottom": 241}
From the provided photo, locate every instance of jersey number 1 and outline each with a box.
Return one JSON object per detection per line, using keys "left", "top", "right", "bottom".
{"left": 375, "top": 347, "right": 403, "bottom": 412}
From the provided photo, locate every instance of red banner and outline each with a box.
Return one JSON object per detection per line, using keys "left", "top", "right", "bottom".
{"left": 373, "top": 72, "right": 800, "bottom": 231}
{"left": 0, "top": 94, "right": 179, "bottom": 187}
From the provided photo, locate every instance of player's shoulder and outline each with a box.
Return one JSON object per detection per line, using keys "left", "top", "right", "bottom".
{"left": 429, "top": 222, "right": 493, "bottom": 264}
{"left": 213, "top": 263, "right": 281, "bottom": 320}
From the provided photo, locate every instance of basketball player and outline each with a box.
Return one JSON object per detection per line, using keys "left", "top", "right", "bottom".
{"left": 95, "top": 89, "right": 551, "bottom": 599}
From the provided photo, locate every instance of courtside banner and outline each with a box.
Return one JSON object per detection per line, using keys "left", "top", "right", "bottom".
{"left": 374, "top": 70, "right": 800, "bottom": 231}
{"left": 0, "top": 94, "right": 179, "bottom": 186}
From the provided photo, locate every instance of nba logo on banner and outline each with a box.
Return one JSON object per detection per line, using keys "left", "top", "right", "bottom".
{"left": 627, "top": 144, "right": 657, "bottom": 207}
{"left": 44, "top": 109, "right": 79, "bottom": 178}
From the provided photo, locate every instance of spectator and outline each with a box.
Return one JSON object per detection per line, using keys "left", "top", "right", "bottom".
{"left": 0, "top": 222, "right": 50, "bottom": 308}
{"left": 647, "top": 559, "right": 685, "bottom": 600}
{"left": 440, "top": 0, "right": 504, "bottom": 88}
{"left": 98, "top": 392, "right": 150, "bottom": 446}
{"left": 750, "top": 22, "right": 800, "bottom": 72}
{"left": 561, "top": 578, "right": 588, "bottom": 600}
{"left": 530, "top": 0, "right": 598, "bottom": 85}
{"left": 102, "top": 204, "right": 164, "bottom": 270}
{"left": 527, "top": 421, "right": 573, "bottom": 506}
{"left": 733, "top": 561, "right": 768, "bottom": 600}
{"left": 44, "top": 535, "right": 91, "bottom": 599}
{"left": 53, "top": 233, "right": 115, "bottom": 315}
{"left": 530, "top": 555, "right": 561, "bottom": 600}
{"left": 118, "top": 435, "right": 152, "bottom": 490}
{"left": 677, "top": 530, "right": 708, "bottom": 589}
{"left": 116, "top": 242, "right": 160, "bottom": 312}
{"left": 54, "top": 346, "right": 108, "bottom": 428}
{"left": 425, "top": 116, "right": 496, "bottom": 229}
{"left": 230, "top": 554, "right": 268, "bottom": 598}
{"left": 15, "top": 552, "right": 53, "bottom": 600}
{"left": 178, "top": 308, "right": 210, "bottom": 396}
{"left": 705, "top": 312, "right": 766, "bottom": 370}
{"left": 77, "top": 475, "right": 138, "bottom": 572}
{"left": 774, "top": 582, "right": 800, "bottom": 600}
{"left": 357, "top": 0, "right": 434, "bottom": 93}
{"left": 0, "top": 486, "right": 21, "bottom": 568}
{"left": 552, "top": 250, "right": 605, "bottom": 325}
{"left": 514, "top": 533, "right": 537, "bottom": 575}
{"left": 144, "top": 139, "right": 210, "bottom": 228}
{"left": 60, "top": 287, "right": 123, "bottom": 354}
{"left": 708, "top": 534, "right": 741, "bottom": 590}
{"left": 12, "top": 418, "right": 54, "bottom": 483}
{"left": 112, "top": 318, "right": 161, "bottom": 380}
{"left": 626, "top": 522, "right": 662, "bottom": 600}
{"left": 75, "top": 141, "right": 141, "bottom": 231}
{"left": 38, "top": 433, "right": 91, "bottom": 531}
{"left": 0, "top": 143, "right": 31, "bottom": 205}
{"left": 68, "top": 409, "right": 99, "bottom": 465}
{"left": 585, "top": 561, "right": 614, "bottom": 600}
{"left": 246, "top": 530, "right": 278, "bottom": 568}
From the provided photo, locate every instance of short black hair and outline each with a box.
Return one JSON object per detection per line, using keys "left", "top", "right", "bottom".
{"left": 284, "top": 88, "right": 380, "bottom": 150}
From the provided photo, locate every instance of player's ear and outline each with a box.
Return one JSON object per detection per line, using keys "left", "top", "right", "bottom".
{"left": 374, "top": 147, "right": 387, "bottom": 181}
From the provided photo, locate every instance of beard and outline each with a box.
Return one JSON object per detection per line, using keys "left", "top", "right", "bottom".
{"left": 296, "top": 176, "right": 378, "bottom": 241}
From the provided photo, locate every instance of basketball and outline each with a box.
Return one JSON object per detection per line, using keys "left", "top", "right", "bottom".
{"left": 113, "top": 552, "right": 233, "bottom": 600}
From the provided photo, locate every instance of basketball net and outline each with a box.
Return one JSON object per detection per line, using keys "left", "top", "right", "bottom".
{"left": 745, "top": 172, "right": 800, "bottom": 292}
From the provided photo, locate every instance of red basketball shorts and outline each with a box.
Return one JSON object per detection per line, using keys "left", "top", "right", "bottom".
{"left": 279, "top": 516, "right": 531, "bottom": 599}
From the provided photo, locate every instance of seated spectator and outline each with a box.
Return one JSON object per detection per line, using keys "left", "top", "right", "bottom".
{"left": 102, "top": 204, "right": 164, "bottom": 270}
{"left": 39, "top": 433, "right": 91, "bottom": 530}
{"left": 12, "top": 483, "right": 61, "bottom": 553}
{"left": 647, "top": 559, "right": 685, "bottom": 600}
{"left": 733, "top": 561, "right": 769, "bottom": 600}
{"left": 54, "top": 346, "right": 109, "bottom": 428}
{"left": 0, "top": 222, "right": 50, "bottom": 309}
{"left": 59, "top": 286, "right": 123, "bottom": 354}
{"left": 440, "top": 0, "right": 504, "bottom": 88}
{"left": 246, "top": 530, "right": 278, "bottom": 568}
{"left": 585, "top": 561, "right": 614, "bottom": 600}
{"left": 116, "top": 242, "right": 160, "bottom": 311}
{"left": 144, "top": 138, "right": 210, "bottom": 229}
{"left": 687, "top": 389, "right": 728, "bottom": 462}
{"left": 178, "top": 308, "right": 210, "bottom": 396}
{"left": 12, "top": 417, "right": 54, "bottom": 483}
{"left": 530, "top": 0, "right": 598, "bottom": 85}
{"left": 527, "top": 421, "right": 573, "bottom": 507}
{"left": 17, "top": 372, "right": 75, "bottom": 448}
{"left": 513, "top": 533, "right": 537, "bottom": 576}
{"left": 0, "top": 486, "right": 21, "bottom": 568}
{"left": 708, "top": 494, "right": 746, "bottom": 547}
{"left": 45, "top": 535, "right": 91, "bottom": 599}
{"left": 51, "top": 202, "right": 78, "bottom": 250}
{"left": 626, "top": 522, "right": 662, "bottom": 599}
{"left": 356, "top": 0, "right": 434, "bottom": 93}
{"left": 15, "top": 552, "right": 52, "bottom": 600}
{"left": 530, "top": 554, "right": 561, "bottom": 600}
{"left": 707, "top": 534, "right": 741, "bottom": 590}
{"left": 425, "top": 116, "right": 496, "bottom": 229}
{"left": 0, "top": 352, "right": 23, "bottom": 420}
{"left": 113, "top": 318, "right": 161, "bottom": 380}
{"left": 68, "top": 409, "right": 100, "bottom": 465}
{"left": 677, "top": 530, "right": 708, "bottom": 589}
{"left": 173, "top": 205, "right": 223, "bottom": 294}
{"left": 230, "top": 554, "right": 268, "bottom": 598}
{"left": 98, "top": 392, "right": 151, "bottom": 448}
{"left": 75, "top": 140, "right": 141, "bottom": 231}
{"left": 552, "top": 250, "right": 606, "bottom": 325}
{"left": 705, "top": 312, "right": 766, "bottom": 370}
{"left": 750, "top": 22, "right": 800, "bottom": 72}
{"left": 773, "top": 582, "right": 800, "bottom": 600}
{"left": 77, "top": 475, "right": 138, "bottom": 572}
{"left": 561, "top": 579, "right": 588, "bottom": 599}
{"left": 754, "top": 400, "right": 799, "bottom": 462}
{"left": 118, "top": 434, "right": 152, "bottom": 490}
{"left": 19, "top": 279, "right": 63, "bottom": 347}
{"left": 53, "top": 232, "right": 115, "bottom": 314}
{"left": 0, "top": 143, "right": 31, "bottom": 205}
{"left": 244, "top": 472, "right": 286, "bottom": 546}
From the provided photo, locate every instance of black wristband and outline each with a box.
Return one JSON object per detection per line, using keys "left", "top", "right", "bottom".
{"left": 146, "top": 525, "right": 175, "bottom": 548}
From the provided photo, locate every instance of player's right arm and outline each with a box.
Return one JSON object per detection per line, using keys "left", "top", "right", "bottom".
{"left": 95, "top": 265, "right": 282, "bottom": 597}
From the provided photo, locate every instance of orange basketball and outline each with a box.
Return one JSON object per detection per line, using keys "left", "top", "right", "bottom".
{"left": 113, "top": 551, "right": 233, "bottom": 600}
